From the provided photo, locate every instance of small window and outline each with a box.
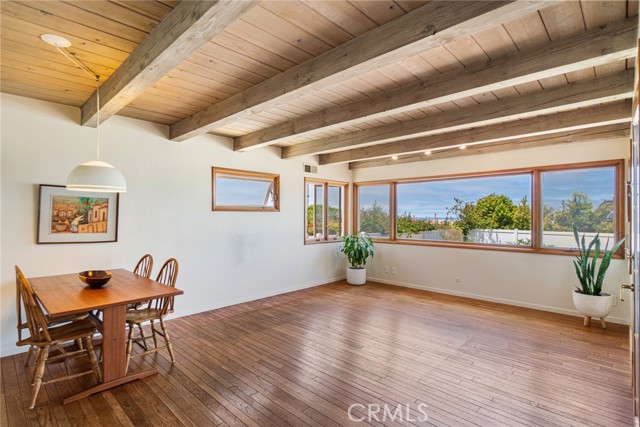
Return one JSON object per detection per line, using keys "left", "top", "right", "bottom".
{"left": 305, "top": 179, "right": 348, "bottom": 243}
{"left": 212, "top": 167, "right": 279, "bottom": 211}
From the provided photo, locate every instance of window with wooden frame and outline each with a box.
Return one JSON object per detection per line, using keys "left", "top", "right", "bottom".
{"left": 212, "top": 167, "right": 279, "bottom": 212}
{"left": 353, "top": 160, "right": 624, "bottom": 256}
{"left": 305, "top": 179, "right": 348, "bottom": 243}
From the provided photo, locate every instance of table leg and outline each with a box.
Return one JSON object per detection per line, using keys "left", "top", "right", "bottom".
{"left": 63, "top": 305, "right": 157, "bottom": 404}
{"left": 102, "top": 305, "right": 126, "bottom": 381}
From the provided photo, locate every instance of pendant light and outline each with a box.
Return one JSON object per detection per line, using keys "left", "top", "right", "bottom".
{"left": 41, "top": 34, "right": 126, "bottom": 193}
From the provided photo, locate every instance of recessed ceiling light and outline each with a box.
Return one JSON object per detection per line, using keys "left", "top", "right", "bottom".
{"left": 391, "top": 154, "right": 398, "bottom": 160}
{"left": 40, "top": 34, "right": 72, "bottom": 48}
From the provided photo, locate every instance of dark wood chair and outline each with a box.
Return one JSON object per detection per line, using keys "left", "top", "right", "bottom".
{"left": 15, "top": 266, "right": 101, "bottom": 409}
{"left": 126, "top": 258, "right": 179, "bottom": 371}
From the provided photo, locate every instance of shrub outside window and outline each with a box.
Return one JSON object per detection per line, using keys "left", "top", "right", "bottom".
{"left": 541, "top": 166, "right": 617, "bottom": 249}
{"left": 357, "top": 184, "right": 391, "bottom": 239}
{"left": 396, "top": 175, "right": 531, "bottom": 246}
{"left": 305, "top": 179, "right": 348, "bottom": 243}
{"left": 212, "top": 167, "right": 279, "bottom": 211}
{"left": 353, "top": 160, "right": 624, "bottom": 256}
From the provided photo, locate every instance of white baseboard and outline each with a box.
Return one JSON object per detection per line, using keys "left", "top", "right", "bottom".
{"left": 369, "top": 276, "right": 629, "bottom": 326}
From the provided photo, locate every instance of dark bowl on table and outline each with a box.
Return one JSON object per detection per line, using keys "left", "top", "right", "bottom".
{"left": 78, "top": 270, "right": 112, "bottom": 288}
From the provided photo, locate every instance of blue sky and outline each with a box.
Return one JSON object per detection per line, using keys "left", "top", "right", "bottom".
{"left": 217, "top": 178, "right": 272, "bottom": 206}
{"left": 360, "top": 167, "right": 615, "bottom": 219}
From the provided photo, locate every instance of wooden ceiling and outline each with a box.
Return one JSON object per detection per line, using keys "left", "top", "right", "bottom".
{"left": 1, "top": 0, "right": 637, "bottom": 169}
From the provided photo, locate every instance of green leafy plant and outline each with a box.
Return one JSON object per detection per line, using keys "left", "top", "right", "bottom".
{"left": 572, "top": 223, "right": 624, "bottom": 296}
{"left": 339, "top": 233, "right": 374, "bottom": 269}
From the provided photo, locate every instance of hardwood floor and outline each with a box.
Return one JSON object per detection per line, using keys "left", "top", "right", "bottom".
{"left": 1, "top": 281, "right": 632, "bottom": 426}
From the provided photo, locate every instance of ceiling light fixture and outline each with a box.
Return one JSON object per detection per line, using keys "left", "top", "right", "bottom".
{"left": 459, "top": 145, "right": 467, "bottom": 150}
{"left": 391, "top": 154, "right": 399, "bottom": 160}
{"left": 40, "top": 34, "right": 126, "bottom": 193}
{"left": 424, "top": 150, "right": 432, "bottom": 156}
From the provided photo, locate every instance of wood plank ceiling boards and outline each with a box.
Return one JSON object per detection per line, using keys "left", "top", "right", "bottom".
{"left": 1, "top": 1, "right": 636, "bottom": 167}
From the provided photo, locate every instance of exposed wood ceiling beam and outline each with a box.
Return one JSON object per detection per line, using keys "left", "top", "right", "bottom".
{"left": 282, "top": 70, "right": 634, "bottom": 159}
{"left": 238, "top": 16, "right": 637, "bottom": 151}
{"left": 169, "top": 0, "right": 555, "bottom": 142}
{"left": 81, "top": 0, "right": 259, "bottom": 127}
{"left": 349, "top": 124, "right": 630, "bottom": 169}
{"left": 319, "top": 100, "right": 632, "bottom": 165}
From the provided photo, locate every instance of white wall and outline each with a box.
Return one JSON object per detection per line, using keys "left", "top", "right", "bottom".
{"left": 0, "top": 93, "right": 632, "bottom": 357}
{"left": 352, "top": 139, "right": 631, "bottom": 324}
{"left": 0, "top": 94, "right": 350, "bottom": 356}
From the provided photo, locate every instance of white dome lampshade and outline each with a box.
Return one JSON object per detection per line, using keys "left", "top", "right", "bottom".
{"left": 66, "top": 160, "right": 127, "bottom": 193}
{"left": 40, "top": 33, "right": 127, "bottom": 193}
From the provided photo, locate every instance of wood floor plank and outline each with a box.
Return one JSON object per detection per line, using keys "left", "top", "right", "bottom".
{"left": 0, "top": 281, "right": 632, "bottom": 426}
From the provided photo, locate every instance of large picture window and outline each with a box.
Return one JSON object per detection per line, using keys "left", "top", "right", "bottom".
{"left": 305, "top": 179, "right": 348, "bottom": 243}
{"left": 353, "top": 160, "right": 624, "bottom": 256}
{"left": 541, "top": 166, "right": 617, "bottom": 249}
{"left": 396, "top": 175, "right": 531, "bottom": 246}
{"left": 212, "top": 167, "right": 279, "bottom": 212}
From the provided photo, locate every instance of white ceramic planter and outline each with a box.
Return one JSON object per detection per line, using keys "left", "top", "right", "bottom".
{"left": 572, "top": 291, "right": 613, "bottom": 328}
{"left": 346, "top": 267, "right": 366, "bottom": 285}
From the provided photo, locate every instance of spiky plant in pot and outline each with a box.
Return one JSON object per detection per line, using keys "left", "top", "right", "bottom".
{"left": 572, "top": 223, "right": 624, "bottom": 328}
{"left": 572, "top": 224, "right": 624, "bottom": 296}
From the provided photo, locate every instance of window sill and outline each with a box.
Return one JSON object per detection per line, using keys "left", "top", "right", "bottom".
{"left": 370, "top": 238, "right": 624, "bottom": 258}
{"left": 305, "top": 239, "right": 342, "bottom": 245}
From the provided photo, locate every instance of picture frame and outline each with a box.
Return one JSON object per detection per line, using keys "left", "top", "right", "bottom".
{"left": 37, "top": 184, "right": 119, "bottom": 244}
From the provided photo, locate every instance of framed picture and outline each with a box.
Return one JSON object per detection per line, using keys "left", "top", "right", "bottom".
{"left": 37, "top": 184, "right": 119, "bottom": 244}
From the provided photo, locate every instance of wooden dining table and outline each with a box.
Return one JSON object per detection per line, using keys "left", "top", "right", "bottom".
{"left": 28, "top": 268, "right": 183, "bottom": 404}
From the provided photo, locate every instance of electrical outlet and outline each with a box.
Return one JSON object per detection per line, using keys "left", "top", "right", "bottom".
{"left": 384, "top": 266, "right": 390, "bottom": 274}
{"left": 391, "top": 267, "right": 397, "bottom": 275}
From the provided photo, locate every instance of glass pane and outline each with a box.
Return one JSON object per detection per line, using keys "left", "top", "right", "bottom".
{"left": 328, "top": 186, "right": 343, "bottom": 238}
{"left": 541, "top": 167, "right": 616, "bottom": 249}
{"left": 217, "top": 176, "right": 274, "bottom": 207}
{"left": 306, "top": 183, "right": 324, "bottom": 240}
{"left": 358, "top": 185, "right": 391, "bottom": 238}
{"left": 396, "top": 175, "right": 531, "bottom": 246}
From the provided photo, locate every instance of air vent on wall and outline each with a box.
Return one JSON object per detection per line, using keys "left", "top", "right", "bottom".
{"left": 304, "top": 164, "right": 318, "bottom": 174}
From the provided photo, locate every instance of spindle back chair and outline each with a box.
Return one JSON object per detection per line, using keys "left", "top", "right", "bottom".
{"left": 125, "top": 258, "right": 179, "bottom": 371}
{"left": 15, "top": 266, "right": 101, "bottom": 408}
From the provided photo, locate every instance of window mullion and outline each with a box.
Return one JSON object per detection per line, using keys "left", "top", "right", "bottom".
{"left": 323, "top": 183, "right": 329, "bottom": 240}
{"left": 532, "top": 170, "right": 541, "bottom": 250}
{"left": 390, "top": 182, "right": 397, "bottom": 241}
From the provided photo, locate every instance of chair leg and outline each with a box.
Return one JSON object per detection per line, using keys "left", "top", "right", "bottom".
{"left": 150, "top": 319, "right": 158, "bottom": 348}
{"left": 159, "top": 318, "right": 175, "bottom": 363}
{"left": 125, "top": 323, "right": 135, "bottom": 373}
{"left": 29, "top": 347, "right": 42, "bottom": 385}
{"left": 84, "top": 336, "right": 101, "bottom": 383}
{"left": 137, "top": 323, "right": 148, "bottom": 350}
{"left": 30, "top": 345, "right": 49, "bottom": 409}
{"left": 24, "top": 345, "right": 34, "bottom": 367}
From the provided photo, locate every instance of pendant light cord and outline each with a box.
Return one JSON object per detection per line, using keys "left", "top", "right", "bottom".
{"left": 54, "top": 45, "right": 101, "bottom": 160}
{"left": 95, "top": 77, "right": 100, "bottom": 161}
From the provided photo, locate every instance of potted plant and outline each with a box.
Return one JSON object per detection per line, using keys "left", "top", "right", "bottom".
{"left": 572, "top": 224, "right": 625, "bottom": 328}
{"left": 339, "top": 232, "right": 374, "bottom": 285}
